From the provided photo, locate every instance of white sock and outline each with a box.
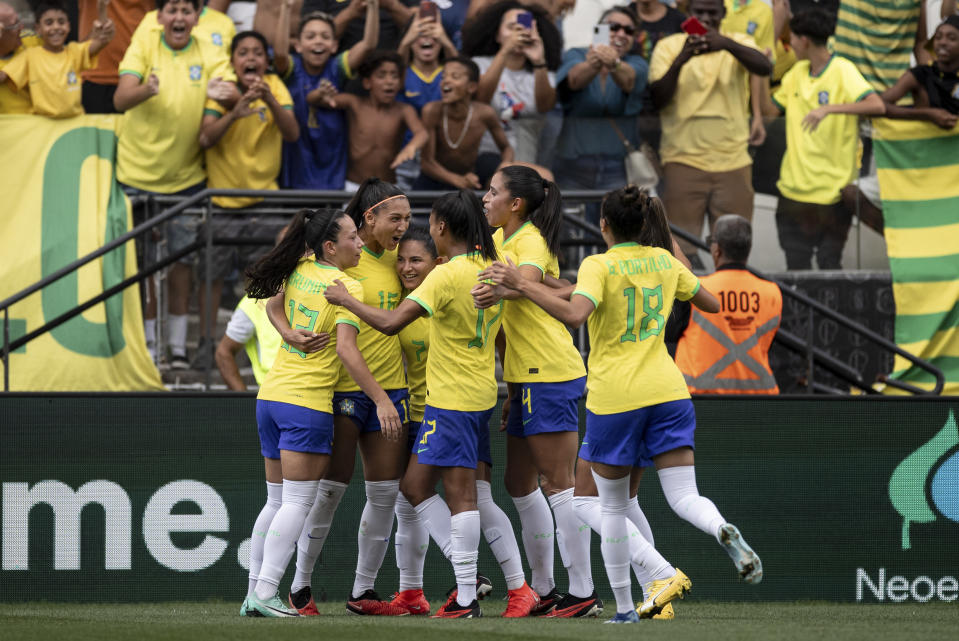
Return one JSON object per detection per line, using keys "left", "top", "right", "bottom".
{"left": 254, "top": 479, "right": 319, "bottom": 601}
{"left": 627, "top": 496, "right": 655, "bottom": 546}
{"left": 292, "top": 479, "right": 346, "bottom": 592}
{"left": 168, "top": 313, "right": 187, "bottom": 356}
{"left": 658, "top": 466, "right": 726, "bottom": 541}
{"left": 511, "top": 488, "right": 555, "bottom": 596}
{"left": 413, "top": 493, "right": 452, "bottom": 559}
{"left": 450, "top": 510, "right": 481, "bottom": 607}
{"left": 476, "top": 480, "right": 525, "bottom": 590}
{"left": 549, "top": 488, "right": 593, "bottom": 598}
{"left": 248, "top": 481, "right": 282, "bottom": 595}
{"left": 395, "top": 493, "right": 429, "bottom": 592}
{"left": 351, "top": 479, "right": 399, "bottom": 598}
{"left": 591, "top": 471, "right": 634, "bottom": 613}
{"left": 574, "top": 495, "right": 655, "bottom": 592}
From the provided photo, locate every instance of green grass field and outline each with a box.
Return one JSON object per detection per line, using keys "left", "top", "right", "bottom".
{"left": 2, "top": 600, "right": 956, "bottom": 641}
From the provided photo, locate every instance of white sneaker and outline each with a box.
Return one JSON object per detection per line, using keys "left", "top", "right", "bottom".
{"left": 719, "top": 523, "right": 763, "bottom": 584}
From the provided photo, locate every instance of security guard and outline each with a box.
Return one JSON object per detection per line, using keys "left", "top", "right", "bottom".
{"left": 674, "top": 214, "right": 781, "bottom": 394}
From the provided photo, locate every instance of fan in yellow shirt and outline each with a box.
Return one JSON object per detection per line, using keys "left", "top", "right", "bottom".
{"left": 0, "top": 1, "right": 114, "bottom": 117}
{"left": 324, "top": 190, "right": 532, "bottom": 618}
{"left": 479, "top": 186, "right": 765, "bottom": 621}
{"left": 132, "top": 3, "right": 236, "bottom": 54}
{"left": 474, "top": 165, "right": 596, "bottom": 613}
{"left": 239, "top": 207, "right": 401, "bottom": 618}
{"left": 0, "top": 5, "right": 42, "bottom": 115}
{"left": 763, "top": 9, "right": 885, "bottom": 270}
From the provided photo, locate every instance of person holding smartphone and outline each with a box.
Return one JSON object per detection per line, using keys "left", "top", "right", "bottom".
{"left": 461, "top": 1, "right": 562, "bottom": 166}
{"left": 553, "top": 5, "right": 649, "bottom": 225}
{"left": 648, "top": 0, "right": 772, "bottom": 270}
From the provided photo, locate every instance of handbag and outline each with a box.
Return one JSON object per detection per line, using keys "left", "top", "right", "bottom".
{"left": 606, "top": 118, "right": 660, "bottom": 191}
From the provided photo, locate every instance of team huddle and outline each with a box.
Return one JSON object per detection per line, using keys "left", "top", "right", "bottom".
{"left": 239, "top": 168, "right": 762, "bottom": 622}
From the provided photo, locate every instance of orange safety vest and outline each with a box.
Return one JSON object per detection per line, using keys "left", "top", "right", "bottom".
{"left": 675, "top": 268, "right": 781, "bottom": 394}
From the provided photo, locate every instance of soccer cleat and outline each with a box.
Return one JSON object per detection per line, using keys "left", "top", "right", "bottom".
{"left": 240, "top": 596, "right": 250, "bottom": 616}
{"left": 637, "top": 569, "right": 691, "bottom": 619}
{"left": 445, "top": 574, "right": 494, "bottom": 603}
{"left": 719, "top": 523, "right": 763, "bottom": 584}
{"left": 247, "top": 593, "right": 300, "bottom": 617}
{"left": 502, "top": 581, "right": 540, "bottom": 618}
{"left": 289, "top": 586, "right": 320, "bottom": 616}
{"left": 653, "top": 603, "right": 675, "bottom": 620}
{"left": 346, "top": 589, "right": 411, "bottom": 616}
{"left": 529, "top": 588, "right": 562, "bottom": 616}
{"left": 604, "top": 610, "right": 640, "bottom": 624}
{"left": 432, "top": 598, "right": 482, "bottom": 618}
{"left": 546, "top": 590, "right": 604, "bottom": 618}
{"left": 390, "top": 589, "right": 431, "bottom": 615}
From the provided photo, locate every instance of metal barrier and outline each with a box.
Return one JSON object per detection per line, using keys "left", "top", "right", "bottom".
{"left": 0, "top": 188, "right": 944, "bottom": 394}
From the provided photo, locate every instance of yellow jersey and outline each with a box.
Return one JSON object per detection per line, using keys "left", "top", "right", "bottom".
{"left": 0, "top": 31, "right": 41, "bottom": 114}
{"left": 204, "top": 73, "right": 293, "bottom": 208}
{"left": 257, "top": 258, "right": 362, "bottom": 412}
{"left": 2, "top": 41, "right": 96, "bottom": 118}
{"left": 335, "top": 246, "right": 407, "bottom": 392}
{"left": 572, "top": 243, "right": 700, "bottom": 414}
{"left": 649, "top": 32, "right": 759, "bottom": 172}
{"left": 494, "top": 223, "right": 586, "bottom": 383}
{"left": 116, "top": 32, "right": 232, "bottom": 192}
{"left": 236, "top": 295, "right": 284, "bottom": 385}
{"left": 772, "top": 56, "right": 875, "bottom": 205}
{"left": 134, "top": 7, "right": 236, "bottom": 55}
{"left": 721, "top": 0, "right": 775, "bottom": 60}
{"left": 407, "top": 253, "right": 504, "bottom": 412}
{"left": 399, "top": 313, "right": 430, "bottom": 423}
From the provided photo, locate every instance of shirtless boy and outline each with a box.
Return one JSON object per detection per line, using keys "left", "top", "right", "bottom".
{"left": 414, "top": 55, "right": 514, "bottom": 190}
{"left": 316, "top": 49, "right": 428, "bottom": 187}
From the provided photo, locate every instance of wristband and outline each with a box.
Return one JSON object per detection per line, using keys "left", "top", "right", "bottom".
{"left": 531, "top": 62, "right": 547, "bottom": 69}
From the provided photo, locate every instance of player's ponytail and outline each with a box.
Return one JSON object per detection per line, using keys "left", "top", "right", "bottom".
{"left": 245, "top": 208, "right": 345, "bottom": 299}
{"left": 432, "top": 190, "right": 498, "bottom": 261}
{"left": 638, "top": 196, "right": 674, "bottom": 254}
{"left": 601, "top": 184, "right": 666, "bottom": 247}
{"left": 345, "top": 178, "right": 407, "bottom": 230}
{"left": 499, "top": 165, "right": 563, "bottom": 257}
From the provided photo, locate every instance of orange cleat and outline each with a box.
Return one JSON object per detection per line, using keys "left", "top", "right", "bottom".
{"left": 503, "top": 582, "right": 540, "bottom": 618}
{"left": 390, "top": 589, "right": 431, "bottom": 615}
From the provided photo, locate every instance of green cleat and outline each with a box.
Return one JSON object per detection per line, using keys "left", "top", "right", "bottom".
{"left": 637, "top": 569, "right": 691, "bottom": 619}
{"left": 719, "top": 523, "right": 763, "bottom": 584}
{"left": 247, "top": 594, "right": 301, "bottom": 618}
{"left": 240, "top": 597, "right": 249, "bottom": 616}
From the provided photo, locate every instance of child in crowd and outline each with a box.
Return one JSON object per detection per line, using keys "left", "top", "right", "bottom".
{"left": 881, "top": 15, "right": 959, "bottom": 128}
{"left": 193, "top": 29, "right": 300, "bottom": 368}
{"left": 763, "top": 9, "right": 885, "bottom": 271}
{"left": 415, "top": 56, "right": 514, "bottom": 190}
{"left": 0, "top": 0, "right": 114, "bottom": 117}
{"left": 132, "top": 0, "right": 236, "bottom": 55}
{"left": 313, "top": 50, "right": 428, "bottom": 188}
{"left": 113, "top": 0, "right": 234, "bottom": 366}
{"left": 274, "top": 0, "right": 379, "bottom": 190}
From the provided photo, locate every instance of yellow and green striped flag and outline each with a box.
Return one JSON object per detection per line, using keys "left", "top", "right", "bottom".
{"left": 874, "top": 118, "right": 959, "bottom": 394}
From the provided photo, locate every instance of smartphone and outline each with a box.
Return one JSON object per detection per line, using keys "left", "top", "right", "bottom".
{"left": 592, "top": 23, "right": 610, "bottom": 46}
{"left": 681, "top": 16, "right": 708, "bottom": 36}
{"left": 516, "top": 11, "right": 534, "bottom": 29}
{"left": 419, "top": 0, "right": 438, "bottom": 21}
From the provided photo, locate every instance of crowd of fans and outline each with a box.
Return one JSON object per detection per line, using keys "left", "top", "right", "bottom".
{"left": 1, "top": 0, "right": 957, "bottom": 367}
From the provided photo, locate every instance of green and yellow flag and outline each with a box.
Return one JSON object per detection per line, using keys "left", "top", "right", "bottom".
{"left": 0, "top": 115, "right": 163, "bottom": 390}
{"left": 874, "top": 118, "right": 959, "bottom": 395}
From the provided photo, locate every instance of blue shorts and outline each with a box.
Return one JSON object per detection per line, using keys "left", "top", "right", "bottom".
{"left": 505, "top": 377, "right": 586, "bottom": 437}
{"left": 333, "top": 389, "right": 409, "bottom": 432}
{"left": 413, "top": 405, "right": 493, "bottom": 469}
{"left": 256, "top": 399, "right": 334, "bottom": 459}
{"left": 579, "top": 399, "right": 696, "bottom": 468}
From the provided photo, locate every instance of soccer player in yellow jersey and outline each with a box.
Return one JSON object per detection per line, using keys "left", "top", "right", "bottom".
{"left": 268, "top": 179, "right": 412, "bottom": 617}
{"left": 763, "top": 9, "right": 885, "bottom": 270}
{"left": 324, "top": 190, "right": 509, "bottom": 619}
{"left": 238, "top": 208, "right": 401, "bottom": 618}
{"left": 480, "top": 186, "right": 764, "bottom": 623}
{"left": 0, "top": 1, "right": 114, "bottom": 118}
{"left": 473, "top": 165, "right": 599, "bottom": 618}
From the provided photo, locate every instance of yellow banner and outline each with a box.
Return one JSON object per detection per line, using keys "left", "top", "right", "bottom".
{"left": 0, "top": 115, "right": 163, "bottom": 390}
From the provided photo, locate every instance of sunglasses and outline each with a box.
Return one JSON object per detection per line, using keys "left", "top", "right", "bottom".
{"left": 604, "top": 22, "right": 636, "bottom": 36}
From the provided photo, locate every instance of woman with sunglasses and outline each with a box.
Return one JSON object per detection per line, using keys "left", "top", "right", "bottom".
{"left": 553, "top": 5, "right": 648, "bottom": 225}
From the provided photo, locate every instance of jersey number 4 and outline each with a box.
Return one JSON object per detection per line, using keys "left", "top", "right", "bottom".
{"left": 621, "top": 285, "right": 664, "bottom": 343}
